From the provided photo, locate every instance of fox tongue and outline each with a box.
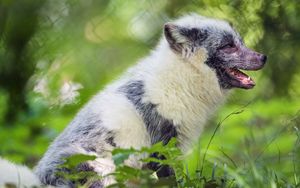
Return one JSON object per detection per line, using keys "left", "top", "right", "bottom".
{"left": 239, "top": 75, "right": 255, "bottom": 85}
{"left": 228, "top": 68, "right": 255, "bottom": 86}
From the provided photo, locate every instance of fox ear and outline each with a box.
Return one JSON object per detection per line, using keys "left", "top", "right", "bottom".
{"left": 164, "top": 23, "right": 189, "bottom": 53}
{"left": 164, "top": 23, "right": 208, "bottom": 55}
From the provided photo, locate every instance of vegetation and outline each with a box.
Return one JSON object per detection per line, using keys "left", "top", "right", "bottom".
{"left": 0, "top": 0, "right": 299, "bottom": 187}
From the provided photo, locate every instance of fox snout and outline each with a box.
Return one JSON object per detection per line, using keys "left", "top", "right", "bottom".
{"left": 238, "top": 47, "right": 267, "bottom": 71}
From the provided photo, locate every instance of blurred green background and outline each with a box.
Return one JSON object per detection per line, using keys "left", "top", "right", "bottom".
{"left": 0, "top": 0, "right": 299, "bottom": 186}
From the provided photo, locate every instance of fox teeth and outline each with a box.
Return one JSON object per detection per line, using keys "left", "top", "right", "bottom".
{"left": 247, "top": 76, "right": 251, "bottom": 81}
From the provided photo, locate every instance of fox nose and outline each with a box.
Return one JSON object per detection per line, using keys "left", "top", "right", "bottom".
{"left": 261, "top": 55, "right": 267, "bottom": 63}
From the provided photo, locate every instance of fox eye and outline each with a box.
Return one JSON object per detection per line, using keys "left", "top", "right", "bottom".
{"left": 219, "top": 42, "right": 237, "bottom": 53}
{"left": 221, "top": 42, "right": 235, "bottom": 49}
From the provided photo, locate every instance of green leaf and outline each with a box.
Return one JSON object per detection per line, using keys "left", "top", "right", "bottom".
{"left": 62, "top": 154, "right": 97, "bottom": 169}
{"left": 112, "top": 148, "right": 137, "bottom": 166}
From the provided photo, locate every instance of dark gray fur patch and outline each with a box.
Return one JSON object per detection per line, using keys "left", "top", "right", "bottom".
{"left": 105, "top": 131, "right": 117, "bottom": 147}
{"left": 42, "top": 156, "right": 102, "bottom": 187}
{"left": 119, "top": 80, "right": 177, "bottom": 177}
{"left": 77, "top": 162, "right": 95, "bottom": 172}
{"left": 78, "top": 123, "right": 98, "bottom": 136}
{"left": 55, "top": 162, "right": 101, "bottom": 187}
{"left": 147, "top": 153, "right": 174, "bottom": 177}
{"left": 76, "top": 163, "right": 98, "bottom": 186}
{"left": 218, "top": 33, "right": 234, "bottom": 49}
{"left": 119, "top": 80, "right": 177, "bottom": 145}
{"left": 80, "top": 129, "right": 117, "bottom": 153}
{"left": 72, "top": 119, "right": 117, "bottom": 151}
{"left": 44, "top": 169, "right": 74, "bottom": 187}
{"left": 88, "top": 181, "right": 104, "bottom": 188}
{"left": 71, "top": 116, "right": 101, "bottom": 138}
{"left": 179, "top": 27, "right": 208, "bottom": 45}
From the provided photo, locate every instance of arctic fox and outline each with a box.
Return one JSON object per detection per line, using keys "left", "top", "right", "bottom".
{"left": 2, "top": 13, "right": 267, "bottom": 188}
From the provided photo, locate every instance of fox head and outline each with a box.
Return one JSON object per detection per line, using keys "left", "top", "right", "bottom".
{"left": 164, "top": 14, "right": 267, "bottom": 89}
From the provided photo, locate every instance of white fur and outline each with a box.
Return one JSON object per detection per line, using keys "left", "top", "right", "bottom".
{"left": 89, "top": 91, "right": 151, "bottom": 149}
{"left": 0, "top": 158, "right": 40, "bottom": 187}
{"left": 87, "top": 158, "right": 116, "bottom": 186}
{"left": 174, "top": 13, "right": 233, "bottom": 34}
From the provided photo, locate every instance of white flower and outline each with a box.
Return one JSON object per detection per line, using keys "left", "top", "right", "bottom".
{"left": 59, "top": 81, "right": 83, "bottom": 106}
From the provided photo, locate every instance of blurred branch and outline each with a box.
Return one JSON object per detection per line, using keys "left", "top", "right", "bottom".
{"left": 0, "top": 0, "right": 45, "bottom": 124}
{"left": 258, "top": 1, "right": 300, "bottom": 97}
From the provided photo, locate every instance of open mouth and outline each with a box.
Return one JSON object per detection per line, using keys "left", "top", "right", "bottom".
{"left": 224, "top": 68, "right": 255, "bottom": 89}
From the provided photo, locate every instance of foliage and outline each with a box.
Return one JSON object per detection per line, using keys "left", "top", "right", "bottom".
{"left": 57, "top": 154, "right": 99, "bottom": 187}
{"left": 109, "top": 138, "right": 181, "bottom": 187}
